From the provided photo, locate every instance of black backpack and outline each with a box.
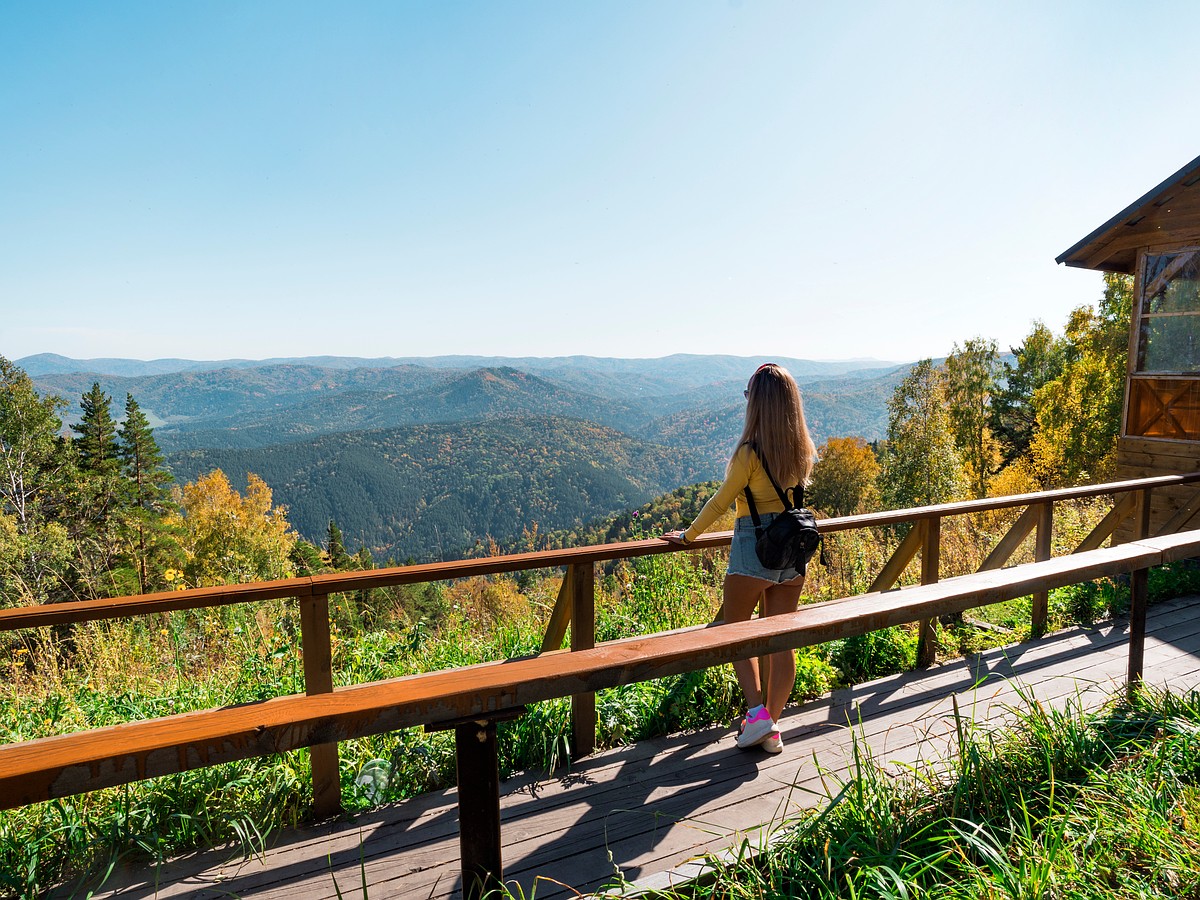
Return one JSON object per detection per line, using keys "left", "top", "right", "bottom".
{"left": 743, "top": 450, "right": 821, "bottom": 573}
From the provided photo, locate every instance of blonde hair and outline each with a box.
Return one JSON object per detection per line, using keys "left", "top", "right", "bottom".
{"left": 733, "top": 363, "right": 816, "bottom": 487}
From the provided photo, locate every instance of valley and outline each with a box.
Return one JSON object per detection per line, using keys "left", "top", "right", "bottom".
{"left": 25, "top": 353, "right": 908, "bottom": 561}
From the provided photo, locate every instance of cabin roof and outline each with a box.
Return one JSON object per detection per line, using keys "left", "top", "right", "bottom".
{"left": 1057, "top": 153, "right": 1200, "bottom": 274}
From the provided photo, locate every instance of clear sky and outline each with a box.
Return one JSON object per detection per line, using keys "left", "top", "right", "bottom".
{"left": 3, "top": 1, "right": 1199, "bottom": 364}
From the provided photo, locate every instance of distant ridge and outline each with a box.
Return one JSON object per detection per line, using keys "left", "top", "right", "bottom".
{"left": 16, "top": 352, "right": 907, "bottom": 380}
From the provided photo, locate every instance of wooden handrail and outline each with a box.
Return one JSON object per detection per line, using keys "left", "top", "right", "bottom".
{"left": 5, "top": 472, "right": 1200, "bottom": 633}
{"left": 6, "top": 472, "right": 1198, "bottom": 897}
{"left": 3, "top": 532, "right": 1193, "bottom": 812}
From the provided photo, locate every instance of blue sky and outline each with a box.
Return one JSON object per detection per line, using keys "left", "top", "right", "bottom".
{"left": 2, "top": 1, "right": 1199, "bottom": 364}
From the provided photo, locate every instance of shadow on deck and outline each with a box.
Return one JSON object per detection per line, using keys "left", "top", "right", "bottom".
{"left": 84, "top": 594, "right": 1200, "bottom": 900}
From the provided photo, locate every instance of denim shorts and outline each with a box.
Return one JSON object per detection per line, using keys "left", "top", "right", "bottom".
{"left": 726, "top": 515, "right": 805, "bottom": 584}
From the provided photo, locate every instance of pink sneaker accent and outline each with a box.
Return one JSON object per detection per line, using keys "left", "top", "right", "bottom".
{"left": 736, "top": 708, "right": 777, "bottom": 749}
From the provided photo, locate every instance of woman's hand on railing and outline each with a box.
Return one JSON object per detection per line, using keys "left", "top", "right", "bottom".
{"left": 662, "top": 530, "right": 689, "bottom": 545}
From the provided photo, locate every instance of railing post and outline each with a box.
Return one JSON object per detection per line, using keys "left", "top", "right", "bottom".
{"left": 456, "top": 718, "right": 504, "bottom": 900}
{"left": 1032, "top": 502, "right": 1053, "bottom": 636}
{"left": 570, "top": 562, "right": 596, "bottom": 758}
{"left": 917, "top": 518, "right": 939, "bottom": 668}
{"left": 1128, "top": 488, "right": 1153, "bottom": 688}
{"left": 299, "top": 592, "right": 341, "bottom": 818}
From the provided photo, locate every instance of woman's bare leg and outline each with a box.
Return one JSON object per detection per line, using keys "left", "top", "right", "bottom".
{"left": 722, "top": 574, "right": 769, "bottom": 708}
{"left": 762, "top": 577, "right": 805, "bottom": 721}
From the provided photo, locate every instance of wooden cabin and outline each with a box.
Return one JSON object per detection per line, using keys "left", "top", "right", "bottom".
{"left": 1057, "top": 153, "right": 1200, "bottom": 534}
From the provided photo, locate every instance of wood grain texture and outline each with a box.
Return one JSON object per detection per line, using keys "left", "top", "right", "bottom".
{"left": 3, "top": 536, "right": 1186, "bottom": 811}
{"left": 7, "top": 474, "right": 1200, "bottom": 635}
{"left": 85, "top": 594, "right": 1200, "bottom": 900}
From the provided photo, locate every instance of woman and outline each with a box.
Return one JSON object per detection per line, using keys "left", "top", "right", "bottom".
{"left": 663, "top": 363, "right": 816, "bottom": 754}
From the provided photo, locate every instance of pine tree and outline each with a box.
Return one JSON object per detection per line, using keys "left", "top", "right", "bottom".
{"left": 68, "top": 383, "right": 128, "bottom": 596}
{"left": 327, "top": 520, "right": 352, "bottom": 570}
{"left": 73, "top": 383, "right": 119, "bottom": 475}
{"left": 116, "top": 394, "right": 176, "bottom": 593}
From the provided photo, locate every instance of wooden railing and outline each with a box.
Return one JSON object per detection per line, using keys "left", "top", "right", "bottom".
{"left": 3, "top": 473, "right": 1200, "bottom": 897}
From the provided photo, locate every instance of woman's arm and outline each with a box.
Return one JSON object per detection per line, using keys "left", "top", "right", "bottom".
{"left": 663, "top": 447, "right": 752, "bottom": 543}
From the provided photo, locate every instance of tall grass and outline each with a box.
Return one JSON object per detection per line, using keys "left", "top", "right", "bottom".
{"left": 3, "top": 504, "right": 1200, "bottom": 897}
{"left": 615, "top": 685, "right": 1200, "bottom": 900}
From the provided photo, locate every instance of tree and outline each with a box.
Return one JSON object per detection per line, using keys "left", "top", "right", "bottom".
{"left": 991, "top": 321, "right": 1064, "bottom": 468}
{"left": 171, "top": 470, "right": 297, "bottom": 586}
{"left": 1029, "top": 274, "right": 1132, "bottom": 485}
{"left": 944, "top": 337, "right": 1000, "bottom": 498}
{"left": 0, "top": 357, "right": 75, "bottom": 604}
{"left": 68, "top": 383, "right": 128, "bottom": 596}
{"left": 72, "top": 383, "right": 119, "bottom": 475}
{"left": 326, "top": 520, "right": 353, "bottom": 570}
{"left": 116, "top": 394, "right": 176, "bottom": 593}
{"left": 808, "top": 436, "right": 880, "bottom": 517}
{"left": 879, "top": 360, "right": 965, "bottom": 510}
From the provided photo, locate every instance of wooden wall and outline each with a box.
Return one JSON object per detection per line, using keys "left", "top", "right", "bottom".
{"left": 1116, "top": 436, "right": 1200, "bottom": 538}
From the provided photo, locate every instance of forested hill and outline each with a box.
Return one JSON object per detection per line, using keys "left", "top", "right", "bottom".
{"left": 27, "top": 353, "right": 910, "bottom": 562}
{"left": 166, "top": 416, "right": 720, "bottom": 563}
{"left": 19, "top": 352, "right": 900, "bottom": 381}
{"left": 28, "top": 356, "right": 907, "bottom": 452}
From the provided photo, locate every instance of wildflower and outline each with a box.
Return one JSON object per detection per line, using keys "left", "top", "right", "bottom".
{"left": 14, "top": 648, "right": 28, "bottom": 656}
{"left": 164, "top": 569, "right": 178, "bottom": 582}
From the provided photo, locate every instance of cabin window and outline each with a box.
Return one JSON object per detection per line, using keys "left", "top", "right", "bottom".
{"left": 1137, "top": 249, "right": 1200, "bottom": 371}
{"left": 1128, "top": 248, "right": 1200, "bottom": 439}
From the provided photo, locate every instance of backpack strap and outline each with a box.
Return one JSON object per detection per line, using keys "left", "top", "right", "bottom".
{"left": 748, "top": 443, "right": 800, "bottom": 510}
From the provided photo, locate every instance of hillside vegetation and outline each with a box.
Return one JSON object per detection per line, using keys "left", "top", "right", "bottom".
{"left": 169, "top": 416, "right": 717, "bottom": 562}
{"left": 3, "top": 273, "right": 1181, "bottom": 897}
{"left": 23, "top": 354, "right": 906, "bottom": 561}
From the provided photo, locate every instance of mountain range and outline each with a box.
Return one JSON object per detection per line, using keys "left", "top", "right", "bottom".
{"left": 22, "top": 353, "right": 911, "bottom": 561}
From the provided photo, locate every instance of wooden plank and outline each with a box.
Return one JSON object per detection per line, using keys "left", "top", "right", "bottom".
{"left": 90, "top": 598, "right": 1200, "bottom": 900}
{"left": 570, "top": 563, "right": 596, "bottom": 758}
{"left": 917, "top": 518, "right": 939, "bottom": 668}
{"left": 8, "top": 474, "right": 1200, "bottom": 636}
{"left": 1155, "top": 487, "right": 1200, "bottom": 535}
{"left": 456, "top": 719, "right": 503, "bottom": 900}
{"left": 1073, "top": 492, "right": 1136, "bottom": 552}
{"left": 1118, "top": 435, "right": 1200, "bottom": 460}
{"left": 977, "top": 504, "right": 1039, "bottom": 571}
{"left": 868, "top": 523, "right": 923, "bottom": 593}
{"left": 1032, "top": 502, "right": 1052, "bottom": 634}
{"left": 539, "top": 573, "right": 573, "bottom": 653}
{"left": 0, "top": 577, "right": 312, "bottom": 631}
{"left": 1, "top": 541, "right": 1172, "bottom": 810}
{"left": 299, "top": 593, "right": 340, "bottom": 819}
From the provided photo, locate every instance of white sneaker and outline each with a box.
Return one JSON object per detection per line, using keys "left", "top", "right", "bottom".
{"left": 736, "top": 708, "right": 777, "bottom": 749}
{"left": 761, "top": 731, "right": 783, "bottom": 754}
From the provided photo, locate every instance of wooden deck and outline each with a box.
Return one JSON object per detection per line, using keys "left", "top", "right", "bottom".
{"left": 84, "top": 594, "right": 1200, "bottom": 900}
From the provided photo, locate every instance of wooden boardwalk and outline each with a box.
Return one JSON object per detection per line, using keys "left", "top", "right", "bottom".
{"left": 86, "top": 595, "right": 1200, "bottom": 900}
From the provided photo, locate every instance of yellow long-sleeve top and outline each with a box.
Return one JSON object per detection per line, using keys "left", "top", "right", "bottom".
{"left": 683, "top": 444, "right": 799, "bottom": 542}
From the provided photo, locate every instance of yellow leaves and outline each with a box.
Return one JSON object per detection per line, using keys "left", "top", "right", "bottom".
{"left": 810, "top": 436, "right": 881, "bottom": 517}
{"left": 172, "top": 468, "right": 298, "bottom": 587}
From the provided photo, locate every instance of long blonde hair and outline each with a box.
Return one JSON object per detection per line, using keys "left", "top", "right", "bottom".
{"left": 733, "top": 363, "right": 816, "bottom": 487}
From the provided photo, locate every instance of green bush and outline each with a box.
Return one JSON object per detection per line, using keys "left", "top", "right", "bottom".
{"left": 827, "top": 626, "right": 917, "bottom": 685}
